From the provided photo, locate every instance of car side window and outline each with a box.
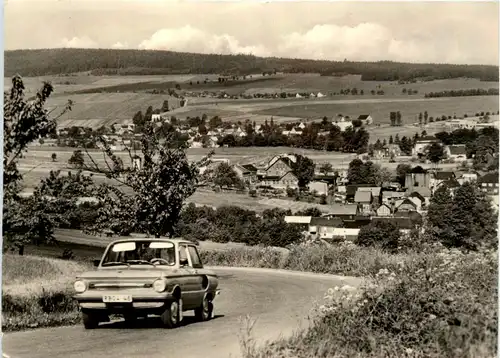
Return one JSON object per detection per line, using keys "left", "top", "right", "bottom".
{"left": 187, "top": 246, "right": 203, "bottom": 269}
{"left": 179, "top": 245, "right": 189, "bottom": 266}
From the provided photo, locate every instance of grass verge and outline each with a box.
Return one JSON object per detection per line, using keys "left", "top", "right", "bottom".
{"left": 2, "top": 254, "right": 91, "bottom": 332}
{"left": 237, "top": 246, "right": 498, "bottom": 358}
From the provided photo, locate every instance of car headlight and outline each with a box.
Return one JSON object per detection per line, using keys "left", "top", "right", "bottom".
{"left": 153, "top": 278, "right": 167, "bottom": 293}
{"left": 74, "top": 280, "right": 87, "bottom": 293}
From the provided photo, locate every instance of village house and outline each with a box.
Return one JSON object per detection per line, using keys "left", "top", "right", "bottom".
{"left": 437, "top": 178, "right": 461, "bottom": 193}
{"left": 354, "top": 190, "right": 373, "bottom": 215}
{"left": 234, "top": 164, "right": 258, "bottom": 184}
{"left": 430, "top": 171, "right": 456, "bottom": 190}
{"left": 395, "top": 198, "right": 418, "bottom": 212}
{"left": 412, "top": 136, "right": 441, "bottom": 156}
{"left": 308, "top": 217, "right": 343, "bottom": 239}
{"left": 382, "top": 190, "right": 406, "bottom": 205}
{"left": 408, "top": 187, "right": 432, "bottom": 206}
{"left": 376, "top": 203, "right": 392, "bottom": 217}
{"left": 357, "top": 114, "right": 373, "bottom": 125}
{"left": 478, "top": 173, "right": 499, "bottom": 195}
{"left": 332, "top": 115, "right": 353, "bottom": 132}
{"left": 445, "top": 145, "right": 468, "bottom": 162}
{"left": 321, "top": 204, "right": 358, "bottom": 220}
{"left": 308, "top": 181, "right": 329, "bottom": 196}
{"left": 405, "top": 168, "right": 431, "bottom": 191}
{"left": 356, "top": 187, "right": 382, "bottom": 205}
{"left": 456, "top": 171, "right": 478, "bottom": 185}
{"left": 407, "top": 191, "right": 426, "bottom": 211}
{"left": 284, "top": 216, "right": 312, "bottom": 225}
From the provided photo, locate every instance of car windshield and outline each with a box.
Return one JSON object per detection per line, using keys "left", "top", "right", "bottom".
{"left": 101, "top": 240, "right": 176, "bottom": 267}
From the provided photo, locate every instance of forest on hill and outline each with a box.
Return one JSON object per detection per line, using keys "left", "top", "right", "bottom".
{"left": 5, "top": 48, "right": 499, "bottom": 82}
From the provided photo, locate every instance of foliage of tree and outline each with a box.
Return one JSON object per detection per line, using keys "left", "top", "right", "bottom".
{"left": 68, "top": 150, "right": 85, "bottom": 168}
{"left": 319, "top": 163, "right": 333, "bottom": 176}
{"left": 7, "top": 49, "right": 498, "bottom": 81}
{"left": 3, "top": 75, "right": 72, "bottom": 254}
{"left": 290, "top": 154, "right": 316, "bottom": 189}
{"left": 426, "top": 143, "right": 446, "bottom": 164}
{"left": 211, "top": 162, "right": 244, "bottom": 189}
{"left": 347, "top": 159, "right": 387, "bottom": 185}
{"left": 396, "top": 164, "right": 412, "bottom": 186}
{"left": 51, "top": 153, "right": 57, "bottom": 162}
{"left": 355, "top": 220, "right": 401, "bottom": 252}
{"left": 425, "top": 182, "right": 497, "bottom": 250}
{"left": 80, "top": 122, "right": 212, "bottom": 237}
{"left": 425, "top": 88, "right": 499, "bottom": 98}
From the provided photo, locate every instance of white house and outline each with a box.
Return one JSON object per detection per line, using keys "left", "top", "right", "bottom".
{"left": 357, "top": 114, "right": 373, "bottom": 125}
{"left": 296, "top": 93, "right": 303, "bottom": 98}
{"left": 412, "top": 136, "right": 441, "bottom": 156}
{"left": 308, "top": 181, "right": 329, "bottom": 196}
{"left": 317, "top": 92, "right": 325, "bottom": 98}
{"left": 332, "top": 117, "right": 353, "bottom": 132}
{"left": 298, "top": 122, "right": 306, "bottom": 130}
{"left": 445, "top": 145, "right": 467, "bottom": 162}
{"left": 151, "top": 114, "right": 162, "bottom": 122}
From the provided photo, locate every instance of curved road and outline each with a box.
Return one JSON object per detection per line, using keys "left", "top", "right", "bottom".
{"left": 3, "top": 267, "right": 362, "bottom": 358}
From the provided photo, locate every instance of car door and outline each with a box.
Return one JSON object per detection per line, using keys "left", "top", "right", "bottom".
{"left": 178, "top": 244, "right": 204, "bottom": 308}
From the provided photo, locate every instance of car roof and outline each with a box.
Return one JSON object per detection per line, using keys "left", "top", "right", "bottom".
{"left": 107, "top": 237, "right": 195, "bottom": 246}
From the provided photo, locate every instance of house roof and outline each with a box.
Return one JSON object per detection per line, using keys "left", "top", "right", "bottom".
{"left": 382, "top": 191, "right": 405, "bottom": 200}
{"left": 408, "top": 191, "right": 425, "bottom": 202}
{"left": 396, "top": 198, "right": 417, "bottom": 209}
{"left": 479, "top": 172, "right": 499, "bottom": 184}
{"left": 354, "top": 191, "right": 372, "bottom": 203}
{"left": 372, "top": 217, "right": 413, "bottom": 229}
{"left": 448, "top": 145, "right": 467, "bottom": 156}
{"left": 357, "top": 187, "right": 382, "bottom": 197}
{"left": 410, "top": 187, "right": 432, "bottom": 198}
{"left": 324, "top": 204, "right": 358, "bottom": 216}
{"left": 357, "top": 114, "right": 370, "bottom": 120}
{"left": 377, "top": 203, "right": 392, "bottom": 212}
{"left": 310, "top": 217, "right": 343, "bottom": 227}
{"left": 241, "top": 164, "right": 257, "bottom": 172}
{"left": 434, "top": 171, "right": 456, "bottom": 180}
{"left": 346, "top": 184, "right": 373, "bottom": 196}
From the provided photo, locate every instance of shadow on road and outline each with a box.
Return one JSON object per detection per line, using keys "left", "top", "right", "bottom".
{"left": 98, "top": 314, "right": 225, "bottom": 329}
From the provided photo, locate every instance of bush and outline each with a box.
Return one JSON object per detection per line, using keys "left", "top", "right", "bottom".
{"left": 356, "top": 220, "right": 401, "bottom": 252}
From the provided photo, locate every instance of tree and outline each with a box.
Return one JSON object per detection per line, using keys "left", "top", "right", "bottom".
{"left": 389, "top": 135, "right": 394, "bottom": 144}
{"left": 81, "top": 122, "right": 212, "bottom": 237}
{"left": 161, "top": 100, "right": 169, "bottom": 112}
{"left": 426, "top": 143, "right": 445, "bottom": 164}
{"left": 51, "top": 153, "right": 57, "bottom": 162}
{"left": 212, "top": 162, "right": 244, "bottom": 189}
{"left": 347, "top": 159, "right": 369, "bottom": 184}
{"left": 290, "top": 154, "right": 316, "bottom": 189}
{"left": 355, "top": 220, "right": 401, "bottom": 252}
{"left": 68, "top": 150, "right": 85, "bottom": 168}
{"left": 319, "top": 163, "right": 333, "bottom": 176}
{"left": 424, "top": 111, "right": 428, "bottom": 124}
{"left": 426, "top": 183, "right": 497, "bottom": 250}
{"left": 418, "top": 112, "right": 423, "bottom": 125}
{"left": 3, "top": 75, "right": 72, "bottom": 254}
{"left": 396, "top": 111, "right": 402, "bottom": 126}
{"left": 395, "top": 164, "right": 412, "bottom": 186}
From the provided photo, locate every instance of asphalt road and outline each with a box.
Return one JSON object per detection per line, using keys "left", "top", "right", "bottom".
{"left": 2, "top": 267, "right": 362, "bottom": 358}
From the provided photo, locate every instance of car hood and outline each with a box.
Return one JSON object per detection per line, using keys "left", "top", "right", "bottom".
{"left": 77, "top": 267, "right": 184, "bottom": 280}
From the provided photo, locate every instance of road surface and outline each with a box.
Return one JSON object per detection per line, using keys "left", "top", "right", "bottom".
{"left": 2, "top": 267, "right": 362, "bottom": 358}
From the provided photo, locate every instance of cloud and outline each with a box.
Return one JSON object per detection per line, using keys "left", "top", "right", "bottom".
{"left": 60, "top": 36, "right": 98, "bottom": 48}
{"left": 138, "top": 25, "right": 270, "bottom": 56}
{"left": 111, "top": 41, "right": 129, "bottom": 49}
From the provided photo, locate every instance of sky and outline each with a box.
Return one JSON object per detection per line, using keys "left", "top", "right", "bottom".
{"left": 4, "top": 0, "right": 499, "bottom": 65}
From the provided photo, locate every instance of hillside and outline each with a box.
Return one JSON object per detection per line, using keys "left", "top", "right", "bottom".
{"left": 5, "top": 48, "right": 499, "bottom": 81}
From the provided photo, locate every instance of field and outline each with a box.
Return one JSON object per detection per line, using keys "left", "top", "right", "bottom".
{"left": 7, "top": 73, "right": 498, "bottom": 129}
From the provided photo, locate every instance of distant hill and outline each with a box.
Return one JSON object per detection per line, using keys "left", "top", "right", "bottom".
{"left": 5, "top": 48, "right": 499, "bottom": 81}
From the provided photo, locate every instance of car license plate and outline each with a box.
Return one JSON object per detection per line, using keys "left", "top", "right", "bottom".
{"left": 102, "top": 295, "right": 132, "bottom": 303}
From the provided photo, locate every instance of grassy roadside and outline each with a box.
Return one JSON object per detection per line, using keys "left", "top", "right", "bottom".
{"left": 237, "top": 246, "right": 498, "bottom": 358}
{"left": 2, "top": 254, "right": 91, "bottom": 331}
{"left": 3, "top": 242, "right": 497, "bottom": 358}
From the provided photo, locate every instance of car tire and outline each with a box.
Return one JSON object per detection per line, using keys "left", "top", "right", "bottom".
{"left": 194, "top": 295, "right": 213, "bottom": 322}
{"left": 82, "top": 310, "right": 100, "bottom": 330}
{"left": 160, "top": 299, "right": 180, "bottom": 328}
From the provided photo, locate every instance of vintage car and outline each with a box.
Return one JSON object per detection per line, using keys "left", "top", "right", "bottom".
{"left": 73, "top": 237, "right": 220, "bottom": 329}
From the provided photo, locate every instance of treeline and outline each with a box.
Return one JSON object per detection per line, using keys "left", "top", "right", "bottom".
{"left": 424, "top": 88, "right": 499, "bottom": 98}
{"left": 63, "top": 202, "right": 324, "bottom": 248}
{"left": 218, "top": 120, "right": 369, "bottom": 154}
{"left": 5, "top": 49, "right": 499, "bottom": 81}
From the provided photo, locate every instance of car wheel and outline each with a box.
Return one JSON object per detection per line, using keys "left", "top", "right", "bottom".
{"left": 160, "top": 299, "right": 180, "bottom": 328}
{"left": 195, "top": 295, "right": 213, "bottom": 322}
{"left": 82, "top": 310, "right": 100, "bottom": 329}
{"left": 123, "top": 313, "right": 137, "bottom": 326}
